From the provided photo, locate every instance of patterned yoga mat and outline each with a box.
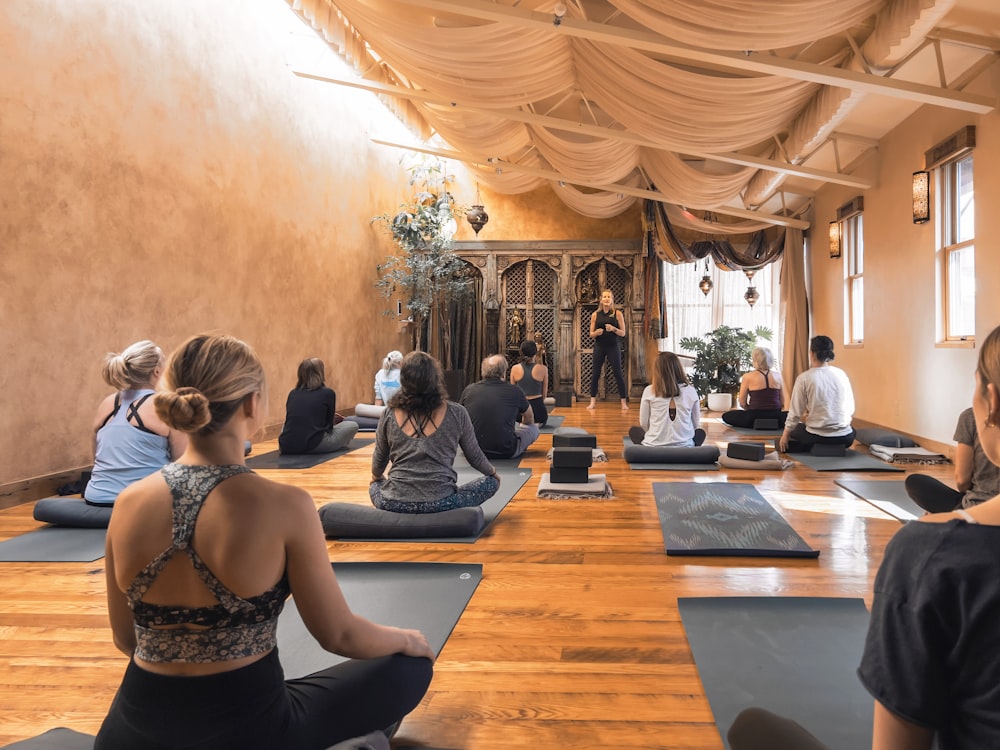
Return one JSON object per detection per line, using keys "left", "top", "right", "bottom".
{"left": 653, "top": 482, "right": 819, "bottom": 558}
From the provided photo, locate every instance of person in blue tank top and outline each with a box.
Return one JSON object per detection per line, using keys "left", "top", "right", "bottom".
{"left": 86, "top": 340, "right": 187, "bottom": 506}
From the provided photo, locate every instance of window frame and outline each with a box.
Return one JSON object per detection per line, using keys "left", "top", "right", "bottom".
{"left": 938, "top": 153, "right": 975, "bottom": 344}
{"left": 842, "top": 212, "right": 864, "bottom": 346}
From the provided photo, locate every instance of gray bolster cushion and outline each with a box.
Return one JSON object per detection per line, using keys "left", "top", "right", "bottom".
{"left": 353, "top": 403, "right": 386, "bottom": 419}
{"left": 854, "top": 428, "right": 917, "bottom": 448}
{"left": 33, "top": 498, "right": 113, "bottom": 529}
{"left": 319, "top": 502, "right": 486, "bottom": 539}
{"left": 343, "top": 415, "right": 380, "bottom": 430}
{"left": 623, "top": 444, "right": 721, "bottom": 464}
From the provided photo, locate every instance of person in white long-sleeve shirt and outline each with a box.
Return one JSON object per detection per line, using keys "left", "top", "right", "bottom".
{"left": 779, "top": 335, "right": 856, "bottom": 453}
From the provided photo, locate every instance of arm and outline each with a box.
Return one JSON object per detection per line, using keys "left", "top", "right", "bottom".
{"left": 283, "top": 488, "right": 433, "bottom": 660}
{"left": 324, "top": 388, "right": 337, "bottom": 429}
{"left": 539, "top": 365, "right": 549, "bottom": 399}
{"left": 872, "top": 701, "right": 934, "bottom": 750}
{"left": 371, "top": 412, "right": 391, "bottom": 482}
{"left": 954, "top": 442, "right": 975, "bottom": 494}
{"left": 614, "top": 310, "right": 626, "bottom": 337}
{"left": 691, "top": 392, "right": 701, "bottom": 430}
{"left": 589, "top": 311, "right": 602, "bottom": 339}
{"left": 780, "top": 377, "right": 807, "bottom": 452}
{"left": 738, "top": 373, "right": 752, "bottom": 410}
{"left": 104, "top": 528, "right": 137, "bottom": 657}
{"left": 639, "top": 393, "right": 651, "bottom": 431}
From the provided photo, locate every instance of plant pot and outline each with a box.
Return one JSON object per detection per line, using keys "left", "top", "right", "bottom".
{"left": 706, "top": 392, "right": 733, "bottom": 412}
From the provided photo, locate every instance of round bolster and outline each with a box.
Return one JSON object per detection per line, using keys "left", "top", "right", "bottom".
{"left": 353, "top": 403, "right": 386, "bottom": 419}
{"left": 623, "top": 444, "right": 720, "bottom": 464}
{"left": 33, "top": 498, "right": 113, "bottom": 528}
{"left": 318, "top": 502, "right": 486, "bottom": 539}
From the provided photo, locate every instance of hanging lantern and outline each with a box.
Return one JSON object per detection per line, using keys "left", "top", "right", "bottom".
{"left": 744, "top": 286, "right": 760, "bottom": 307}
{"left": 466, "top": 183, "right": 489, "bottom": 235}
{"left": 698, "top": 258, "right": 713, "bottom": 296}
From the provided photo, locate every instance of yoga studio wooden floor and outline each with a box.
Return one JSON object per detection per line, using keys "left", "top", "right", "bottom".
{"left": 0, "top": 404, "right": 949, "bottom": 749}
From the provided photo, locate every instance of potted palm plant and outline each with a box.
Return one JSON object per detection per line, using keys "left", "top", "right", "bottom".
{"left": 679, "top": 325, "right": 773, "bottom": 409}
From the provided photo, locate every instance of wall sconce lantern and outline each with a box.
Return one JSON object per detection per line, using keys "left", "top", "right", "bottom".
{"left": 912, "top": 170, "right": 930, "bottom": 224}
{"left": 828, "top": 220, "right": 841, "bottom": 259}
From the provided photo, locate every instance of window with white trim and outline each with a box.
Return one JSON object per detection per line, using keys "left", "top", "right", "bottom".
{"left": 843, "top": 213, "right": 864, "bottom": 345}
{"left": 939, "top": 153, "right": 975, "bottom": 342}
{"left": 658, "top": 260, "right": 781, "bottom": 355}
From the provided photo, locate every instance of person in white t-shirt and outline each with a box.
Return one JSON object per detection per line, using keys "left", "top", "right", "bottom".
{"left": 779, "top": 335, "right": 855, "bottom": 453}
{"left": 629, "top": 351, "right": 705, "bottom": 447}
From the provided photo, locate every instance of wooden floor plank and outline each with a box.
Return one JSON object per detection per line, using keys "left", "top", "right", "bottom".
{"left": 0, "top": 402, "right": 938, "bottom": 748}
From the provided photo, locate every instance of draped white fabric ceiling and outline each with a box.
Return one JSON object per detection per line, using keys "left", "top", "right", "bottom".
{"left": 289, "top": 0, "right": 997, "bottom": 228}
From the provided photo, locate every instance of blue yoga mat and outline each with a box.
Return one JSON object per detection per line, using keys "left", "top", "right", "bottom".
{"left": 679, "top": 596, "right": 872, "bottom": 750}
{"left": 653, "top": 482, "right": 818, "bottom": 558}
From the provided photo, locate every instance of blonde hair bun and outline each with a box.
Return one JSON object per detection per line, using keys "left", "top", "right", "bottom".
{"left": 156, "top": 387, "right": 212, "bottom": 433}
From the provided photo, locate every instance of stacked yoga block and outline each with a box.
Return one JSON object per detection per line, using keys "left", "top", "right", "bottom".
{"left": 551, "top": 431, "right": 597, "bottom": 484}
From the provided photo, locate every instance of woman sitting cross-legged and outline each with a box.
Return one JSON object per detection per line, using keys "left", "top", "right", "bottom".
{"left": 629, "top": 351, "right": 706, "bottom": 447}
{"left": 97, "top": 334, "right": 433, "bottom": 750}
{"left": 278, "top": 358, "right": 358, "bottom": 454}
{"left": 369, "top": 351, "right": 500, "bottom": 514}
{"left": 721, "top": 346, "right": 787, "bottom": 430}
{"left": 510, "top": 339, "right": 549, "bottom": 427}
{"left": 87, "top": 340, "right": 187, "bottom": 506}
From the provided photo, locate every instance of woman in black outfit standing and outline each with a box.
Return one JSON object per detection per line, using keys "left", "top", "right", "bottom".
{"left": 588, "top": 289, "right": 629, "bottom": 411}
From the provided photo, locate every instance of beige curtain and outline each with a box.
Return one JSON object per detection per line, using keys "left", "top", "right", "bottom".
{"left": 778, "top": 228, "right": 810, "bottom": 392}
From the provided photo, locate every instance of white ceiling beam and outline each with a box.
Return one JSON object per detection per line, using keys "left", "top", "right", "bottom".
{"left": 370, "top": 138, "right": 811, "bottom": 230}
{"left": 295, "top": 71, "right": 873, "bottom": 189}
{"left": 927, "top": 28, "right": 1000, "bottom": 53}
{"left": 389, "top": 0, "right": 994, "bottom": 113}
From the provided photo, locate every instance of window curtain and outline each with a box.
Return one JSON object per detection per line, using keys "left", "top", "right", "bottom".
{"left": 779, "top": 228, "right": 810, "bottom": 389}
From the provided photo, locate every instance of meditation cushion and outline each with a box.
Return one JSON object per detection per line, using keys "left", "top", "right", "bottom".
{"left": 353, "top": 403, "right": 386, "bottom": 419}
{"left": 318, "top": 502, "right": 485, "bottom": 539}
{"left": 854, "top": 428, "right": 917, "bottom": 448}
{"left": 623, "top": 444, "right": 720, "bottom": 464}
{"left": 33, "top": 498, "right": 113, "bottom": 529}
{"left": 343, "top": 415, "right": 380, "bottom": 431}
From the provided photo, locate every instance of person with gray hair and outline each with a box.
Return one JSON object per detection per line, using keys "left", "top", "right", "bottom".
{"left": 461, "top": 354, "right": 540, "bottom": 459}
{"left": 721, "top": 346, "right": 787, "bottom": 430}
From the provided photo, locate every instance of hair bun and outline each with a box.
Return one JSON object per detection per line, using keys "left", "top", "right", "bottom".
{"left": 155, "top": 387, "right": 212, "bottom": 432}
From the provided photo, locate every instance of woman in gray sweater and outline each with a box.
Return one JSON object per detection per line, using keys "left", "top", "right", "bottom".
{"left": 369, "top": 352, "right": 499, "bottom": 514}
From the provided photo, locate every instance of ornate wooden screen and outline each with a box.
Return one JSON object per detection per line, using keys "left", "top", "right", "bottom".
{"left": 502, "top": 260, "right": 557, "bottom": 392}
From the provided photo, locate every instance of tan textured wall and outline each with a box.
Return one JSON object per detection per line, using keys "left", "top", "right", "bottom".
{"left": 810, "top": 65, "right": 1000, "bottom": 444}
{"left": 0, "top": 0, "right": 418, "bottom": 484}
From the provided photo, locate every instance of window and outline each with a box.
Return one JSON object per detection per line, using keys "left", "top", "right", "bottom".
{"left": 843, "top": 213, "right": 864, "bottom": 344}
{"left": 658, "top": 261, "right": 780, "bottom": 355}
{"left": 940, "top": 154, "right": 975, "bottom": 341}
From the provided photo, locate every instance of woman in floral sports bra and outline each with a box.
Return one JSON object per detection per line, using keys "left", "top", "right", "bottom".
{"left": 97, "top": 334, "right": 433, "bottom": 750}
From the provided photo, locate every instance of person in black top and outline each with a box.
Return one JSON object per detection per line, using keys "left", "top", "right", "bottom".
{"left": 278, "top": 358, "right": 358, "bottom": 454}
{"left": 588, "top": 289, "right": 629, "bottom": 411}
{"left": 510, "top": 339, "right": 549, "bottom": 427}
{"left": 461, "top": 355, "right": 539, "bottom": 459}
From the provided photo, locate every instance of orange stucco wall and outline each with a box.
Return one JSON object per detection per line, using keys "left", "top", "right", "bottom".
{"left": 0, "top": 0, "right": 639, "bottom": 487}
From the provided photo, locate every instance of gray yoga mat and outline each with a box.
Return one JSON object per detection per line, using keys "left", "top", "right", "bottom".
{"left": 679, "top": 596, "right": 872, "bottom": 750}
{"left": 724, "top": 424, "right": 784, "bottom": 438}
{"left": 835, "top": 479, "right": 923, "bottom": 521}
{"left": 246, "top": 437, "right": 374, "bottom": 470}
{"left": 653, "top": 482, "right": 818, "bottom": 558}
{"left": 0, "top": 526, "right": 107, "bottom": 563}
{"left": 0, "top": 728, "right": 95, "bottom": 749}
{"left": 538, "top": 414, "right": 566, "bottom": 432}
{"left": 345, "top": 467, "right": 531, "bottom": 543}
{"left": 277, "top": 562, "right": 482, "bottom": 679}
{"left": 790, "top": 449, "right": 903, "bottom": 473}
{"left": 453, "top": 453, "right": 522, "bottom": 470}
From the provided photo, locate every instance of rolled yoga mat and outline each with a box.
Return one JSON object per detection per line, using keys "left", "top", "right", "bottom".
{"left": 336, "top": 467, "right": 531, "bottom": 544}
{"left": 622, "top": 437, "right": 720, "bottom": 471}
{"left": 0, "top": 527, "right": 107, "bottom": 563}
{"left": 653, "top": 482, "right": 819, "bottom": 558}
{"left": 245, "top": 437, "right": 375, "bottom": 470}
{"left": 789, "top": 449, "right": 903, "bottom": 473}
{"left": 835, "top": 479, "right": 923, "bottom": 521}
{"left": 277, "top": 562, "right": 483, "bottom": 679}
{"left": 678, "top": 596, "right": 872, "bottom": 750}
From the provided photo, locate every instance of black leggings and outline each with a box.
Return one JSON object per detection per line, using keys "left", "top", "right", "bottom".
{"left": 784, "top": 423, "right": 856, "bottom": 453}
{"left": 95, "top": 649, "right": 432, "bottom": 750}
{"left": 728, "top": 707, "right": 831, "bottom": 750}
{"left": 527, "top": 397, "right": 548, "bottom": 426}
{"left": 904, "top": 473, "right": 963, "bottom": 513}
{"left": 590, "top": 344, "right": 627, "bottom": 399}
{"left": 721, "top": 409, "right": 787, "bottom": 429}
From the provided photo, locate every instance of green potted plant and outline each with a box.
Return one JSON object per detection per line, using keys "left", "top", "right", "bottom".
{"left": 679, "top": 324, "right": 773, "bottom": 409}
{"left": 372, "top": 155, "right": 474, "bottom": 364}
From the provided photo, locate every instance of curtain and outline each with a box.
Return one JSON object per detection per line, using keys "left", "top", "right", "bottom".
{"left": 779, "top": 228, "right": 810, "bottom": 389}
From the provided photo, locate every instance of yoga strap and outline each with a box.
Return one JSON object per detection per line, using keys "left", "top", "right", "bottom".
{"left": 955, "top": 508, "right": 978, "bottom": 524}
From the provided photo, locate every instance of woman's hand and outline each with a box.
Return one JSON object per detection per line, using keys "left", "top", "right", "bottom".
{"left": 397, "top": 627, "right": 435, "bottom": 660}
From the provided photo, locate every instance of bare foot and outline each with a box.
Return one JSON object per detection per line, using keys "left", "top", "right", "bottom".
{"left": 587, "top": 400, "right": 597, "bottom": 410}
{"left": 621, "top": 403, "right": 629, "bottom": 412}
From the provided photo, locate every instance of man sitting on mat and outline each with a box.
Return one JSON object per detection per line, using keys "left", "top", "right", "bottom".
{"left": 779, "top": 335, "right": 856, "bottom": 453}
{"left": 905, "top": 406, "right": 1000, "bottom": 513}
{"left": 462, "top": 354, "right": 540, "bottom": 459}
